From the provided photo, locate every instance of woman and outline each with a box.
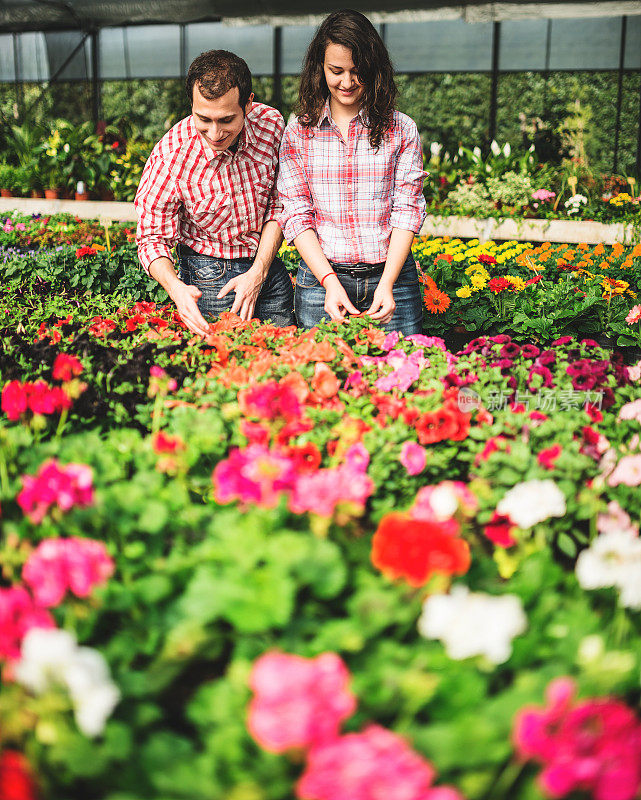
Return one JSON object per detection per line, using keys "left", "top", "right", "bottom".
{"left": 277, "top": 9, "right": 426, "bottom": 335}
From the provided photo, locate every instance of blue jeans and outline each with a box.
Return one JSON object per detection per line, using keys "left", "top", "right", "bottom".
{"left": 295, "top": 254, "right": 423, "bottom": 336}
{"left": 178, "top": 245, "right": 295, "bottom": 327}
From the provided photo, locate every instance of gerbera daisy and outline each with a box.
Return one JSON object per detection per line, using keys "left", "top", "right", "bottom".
{"left": 424, "top": 289, "right": 451, "bottom": 314}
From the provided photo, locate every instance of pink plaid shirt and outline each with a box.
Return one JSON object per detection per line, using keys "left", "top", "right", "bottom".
{"left": 135, "top": 103, "right": 284, "bottom": 273}
{"left": 277, "top": 100, "right": 426, "bottom": 264}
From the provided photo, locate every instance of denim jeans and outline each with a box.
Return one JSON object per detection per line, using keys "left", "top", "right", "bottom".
{"left": 178, "top": 245, "right": 295, "bottom": 327}
{"left": 295, "top": 254, "right": 423, "bottom": 336}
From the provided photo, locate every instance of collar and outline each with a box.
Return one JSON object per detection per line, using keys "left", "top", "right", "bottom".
{"left": 317, "top": 97, "right": 368, "bottom": 129}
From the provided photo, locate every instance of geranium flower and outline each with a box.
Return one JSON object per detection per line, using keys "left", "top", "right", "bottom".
{"left": 484, "top": 512, "right": 517, "bottom": 547}
{"left": 17, "top": 459, "right": 94, "bottom": 524}
{"left": 0, "top": 751, "right": 38, "bottom": 800}
{"left": 371, "top": 513, "right": 470, "bottom": 587}
{"left": 496, "top": 479, "right": 566, "bottom": 529}
{"left": 418, "top": 586, "right": 527, "bottom": 664}
{"left": 52, "top": 353, "right": 83, "bottom": 382}
{"left": 538, "top": 444, "right": 562, "bottom": 470}
{"left": 248, "top": 651, "right": 356, "bottom": 753}
{"left": 607, "top": 454, "right": 641, "bottom": 487}
{"left": 400, "top": 442, "right": 427, "bottom": 475}
{"left": 513, "top": 677, "right": 641, "bottom": 800}
{"left": 0, "top": 586, "right": 55, "bottom": 661}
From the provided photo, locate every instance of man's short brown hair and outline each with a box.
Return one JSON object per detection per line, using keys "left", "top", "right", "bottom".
{"left": 186, "top": 49, "right": 252, "bottom": 108}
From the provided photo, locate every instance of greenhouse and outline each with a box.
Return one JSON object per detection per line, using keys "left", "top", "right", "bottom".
{"left": 1, "top": 1, "right": 641, "bottom": 799}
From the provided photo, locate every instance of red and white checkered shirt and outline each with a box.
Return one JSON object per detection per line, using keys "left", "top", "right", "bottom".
{"left": 135, "top": 103, "right": 285, "bottom": 273}
{"left": 277, "top": 100, "right": 426, "bottom": 265}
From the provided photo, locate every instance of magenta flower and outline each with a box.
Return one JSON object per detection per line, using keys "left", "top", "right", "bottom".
{"left": 400, "top": 442, "right": 427, "bottom": 475}
{"left": 289, "top": 464, "right": 374, "bottom": 517}
{"left": 212, "top": 445, "right": 297, "bottom": 508}
{"left": 513, "top": 677, "right": 641, "bottom": 800}
{"left": 17, "top": 459, "right": 94, "bottom": 524}
{"left": 248, "top": 651, "right": 356, "bottom": 753}
{"left": 22, "top": 538, "right": 114, "bottom": 608}
{"left": 0, "top": 586, "right": 55, "bottom": 661}
{"left": 296, "top": 724, "right": 456, "bottom": 800}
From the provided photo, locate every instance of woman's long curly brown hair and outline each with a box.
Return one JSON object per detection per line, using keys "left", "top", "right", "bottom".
{"left": 297, "top": 9, "right": 398, "bottom": 150}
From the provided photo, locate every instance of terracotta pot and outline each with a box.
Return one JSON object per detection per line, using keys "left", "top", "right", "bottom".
{"left": 75, "top": 192, "right": 90, "bottom": 201}
{"left": 0, "top": 188, "right": 12, "bottom": 198}
{"left": 44, "top": 188, "right": 60, "bottom": 200}
{"left": 30, "top": 190, "right": 44, "bottom": 198}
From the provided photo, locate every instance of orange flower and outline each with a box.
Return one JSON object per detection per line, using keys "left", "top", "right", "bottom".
{"left": 424, "top": 289, "right": 451, "bottom": 314}
{"left": 612, "top": 243, "right": 624, "bottom": 259}
{"left": 311, "top": 362, "right": 340, "bottom": 399}
{"left": 594, "top": 243, "right": 605, "bottom": 256}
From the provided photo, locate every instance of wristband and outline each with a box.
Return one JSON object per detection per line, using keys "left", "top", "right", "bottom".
{"left": 320, "top": 271, "right": 336, "bottom": 288}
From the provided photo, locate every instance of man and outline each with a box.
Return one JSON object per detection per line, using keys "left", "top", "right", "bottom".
{"left": 135, "top": 50, "right": 294, "bottom": 335}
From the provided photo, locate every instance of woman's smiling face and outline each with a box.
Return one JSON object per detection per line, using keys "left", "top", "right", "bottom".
{"left": 323, "top": 42, "right": 364, "bottom": 112}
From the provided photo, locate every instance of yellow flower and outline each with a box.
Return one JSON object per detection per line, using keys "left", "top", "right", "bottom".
{"left": 452, "top": 253, "right": 466, "bottom": 262}
{"left": 471, "top": 274, "right": 487, "bottom": 290}
{"left": 504, "top": 275, "right": 526, "bottom": 291}
{"left": 456, "top": 286, "right": 473, "bottom": 298}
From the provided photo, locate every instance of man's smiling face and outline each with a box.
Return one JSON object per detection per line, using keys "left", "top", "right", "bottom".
{"left": 192, "top": 83, "right": 253, "bottom": 152}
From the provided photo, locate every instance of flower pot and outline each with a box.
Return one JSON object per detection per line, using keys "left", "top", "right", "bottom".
{"left": 44, "top": 188, "right": 60, "bottom": 200}
{"left": 0, "top": 188, "right": 12, "bottom": 198}
{"left": 30, "top": 189, "right": 44, "bottom": 198}
{"left": 75, "top": 192, "right": 90, "bottom": 201}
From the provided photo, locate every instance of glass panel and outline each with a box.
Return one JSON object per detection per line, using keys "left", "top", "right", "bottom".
{"left": 186, "top": 22, "right": 273, "bottom": 75}
{"left": 282, "top": 25, "right": 316, "bottom": 75}
{"left": 549, "top": 18, "right": 621, "bottom": 70}
{"left": 0, "top": 35, "right": 15, "bottom": 82}
{"left": 624, "top": 15, "right": 641, "bottom": 70}
{"left": 100, "top": 28, "right": 127, "bottom": 80}
{"left": 17, "top": 32, "right": 48, "bottom": 81}
{"left": 386, "top": 20, "right": 493, "bottom": 72}
{"left": 44, "top": 31, "right": 90, "bottom": 80}
{"left": 500, "top": 19, "right": 548, "bottom": 71}
{"left": 126, "top": 25, "right": 181, "bottom": 78}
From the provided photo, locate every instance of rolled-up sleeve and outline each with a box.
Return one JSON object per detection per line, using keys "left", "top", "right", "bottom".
{"left": 390, "top": 119, "right": 427, "bottom": 234}
{"left": 134, "top": 152, "right": 180, "bottom": 274}
{"left": 276, "top": 124, "right": 315, "bottom": 243}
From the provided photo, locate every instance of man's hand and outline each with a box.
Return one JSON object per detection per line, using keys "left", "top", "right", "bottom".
{"left": 365, "top": 281, "right": 396, "bottom": 324}
{"left": 217, "top": 270, "right": 264, "bottom": 322}
{"left": 171, "top": 281, "right": 210, "bottom": 336}
{"left": 324, "top": 276, "right": 360, "bottom": 321}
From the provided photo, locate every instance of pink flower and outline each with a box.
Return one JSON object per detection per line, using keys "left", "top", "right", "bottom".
{"left": 239, "top": 380, "right": 302, "bottom": 422}
{"left": 513, "top": 677, "right": 641, "bottom": 800}
{"left": 400, "top": 442, "right": 427, "bottom": 475}
{"left": 52, "top": 353, "right": 83, "bottom": 382}
{"left": 296, "top": 725, "right": 440, "bottom": 800}
{"left": 381, "top": 331, "right": 400, "bottom": 351}
{"left": 484, "top": 512, "right": 517, "bottom": 548}
{"left": 625, "top": 305, "right": 641, "bottom": 325}
{"left": 0, "top": 587, "right": 55, "bottom": 661}
{"left": 17, "top": 459, "right": 94, "bottom": 524}
{"left": 248, "top": 651, "right": 356, "bottom": 753}
{"left": 618, "top": 398, "right": 641, "bottom": 423}
{"left": 406, "top": 334, "right": 447, "bottom": 351}
{"left": 411, "top": 481, "right": 478, "bottom": 523}
{"left": 212, "top": 445, "right": 296, "bottom": 508}
{"left": 607, "top": 454, "right": 641, "bottom": 487}
{"left": 289, "top": 464, "right": 374, "bottom": 517}
{"left": 538, "top": 444, "right": 562, "bottom": 470}
{"left": 597, "top": 501, "right": 638, "bottom": 536}
{"left": 344, "top": 442, "right": 370, "bottom": 473}
{"left": 22, "top": 538, "right": 114, "bottom": 607}
{"left": 1, "top": 380, "right": 29, "bottom": 421}
{"left": 532, "top": 189, "right": 556, "bottom": 202}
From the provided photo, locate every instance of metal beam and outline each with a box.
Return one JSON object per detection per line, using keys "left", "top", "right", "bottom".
{"left": 272, "top": 25, "right": 282, "bottom": 112}
{"left": 613, "top": 16, "right": 627, "bottom": 173}
{"left": 91, "top": 29, "right": 100, "bottom": 127}
{"left": 488, "top": 20, "right": 500, "bottom": 144}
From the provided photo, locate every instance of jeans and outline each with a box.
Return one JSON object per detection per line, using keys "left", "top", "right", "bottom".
{"left": 295, "top": 254, "right": 423, "bottom": 336}
{"left": 178, "top": 244, "right": 295, "bottom": 327}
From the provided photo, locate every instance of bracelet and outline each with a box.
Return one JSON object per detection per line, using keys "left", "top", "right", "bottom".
{"left": 319, "top": 271, "right": 336, "bottom": 288}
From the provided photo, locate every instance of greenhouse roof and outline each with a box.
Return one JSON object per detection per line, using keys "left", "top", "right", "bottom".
{"left": 1, "top": 0, "right": 640, "bottom": 32}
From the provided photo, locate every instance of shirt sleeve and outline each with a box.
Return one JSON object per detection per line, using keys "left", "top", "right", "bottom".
{"left": 134, "top": 151, "right": 181, "bottom": 275}
{"left": 389, "top": 118, "right": 427, "bottom": 234}
{"left": 276, "top": 123, "right": 316, "bottom": 243}
{"left": 264, "top": 114, "right": 286, "bottom": 224}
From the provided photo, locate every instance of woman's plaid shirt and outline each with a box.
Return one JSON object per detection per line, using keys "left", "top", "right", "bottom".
{"left": 135, "top": 103, "right": 284, "bottom": 274}
{"left": 277, "top": 101, "right": 427, "bottom": 265}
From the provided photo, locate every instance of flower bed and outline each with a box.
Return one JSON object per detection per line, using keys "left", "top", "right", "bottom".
{"left": 1, "top": 268, "right": 641, "bottom": 799}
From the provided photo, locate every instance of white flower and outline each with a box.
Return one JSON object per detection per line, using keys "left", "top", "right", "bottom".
{"left": 63, "top": 143, "right": 70, "bottom": 153}
{"left": 430, "top": 142, "right": 442, "bottom": 157}
{"left": 496, "top": 479, "right": 566, "bottom": 528}
{"left": 15, "top": 629, "right": 120, "bottom": 737}
{"left": 575, "top": 531, "right": 641, "bottom": 610}
{"left": 418, "top": 586, "right": 527, "bottom": 664}
{"left": 490, "top": 140, "right": 501, "bottom": 156}
{"left": 430, "top": 484, "right": 459, "bottom": 519}
{"left": 473, "top": 146, "right": 482, "bottom": 160}
{"left": 503, "top": 142, "right": 511, "bottom": 157}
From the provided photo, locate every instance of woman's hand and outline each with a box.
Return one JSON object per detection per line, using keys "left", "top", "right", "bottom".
{"left": 324, "top": 275, "right": 360, "bottom": 321}
{"left": 366, "top": 280, "right": 396, "bottom": 323}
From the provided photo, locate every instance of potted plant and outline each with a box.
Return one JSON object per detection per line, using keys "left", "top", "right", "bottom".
{"left": 0, "top": 163, "right": 16, "bottom": 197}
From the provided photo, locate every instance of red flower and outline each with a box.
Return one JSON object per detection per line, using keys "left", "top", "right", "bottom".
{"left": 152, "top": 431, "right": 185, "bottom": 454}
{"left": 484, "top": 512, "right": 517, "bottom": 548}
{"left": 371, "top": 512, "right": 470, "bottom": 587}
{"left": 478, "top": 254, "right": 497, "bottom": 265}
{"left": 538, "top": 443, "right": 562, "bottom": 470}
{"left": 434, "top": 253, "right": 453, "bottom": 264}
{"left": 1, "top": 381, "right": 29, "bottom": 421}
{"left": 0, "top": 751, "right": 38, "bottom": 800}
{"left": 585, "top": 403, "right": 603, "bottom": 423}
{"left": 416, "top": 407, "right": 457, "bottom": 444}
{"left": 75, "top": 246, "right": 97, "bottom": 259}
{"left": 525, "top": 275, "right": 543, "bottom": 285}
{"left": 488, "top": 277, "right": 513, "bottom": 294}
{"left": 52, "top": 353, "right": 83, "bottom": 382}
